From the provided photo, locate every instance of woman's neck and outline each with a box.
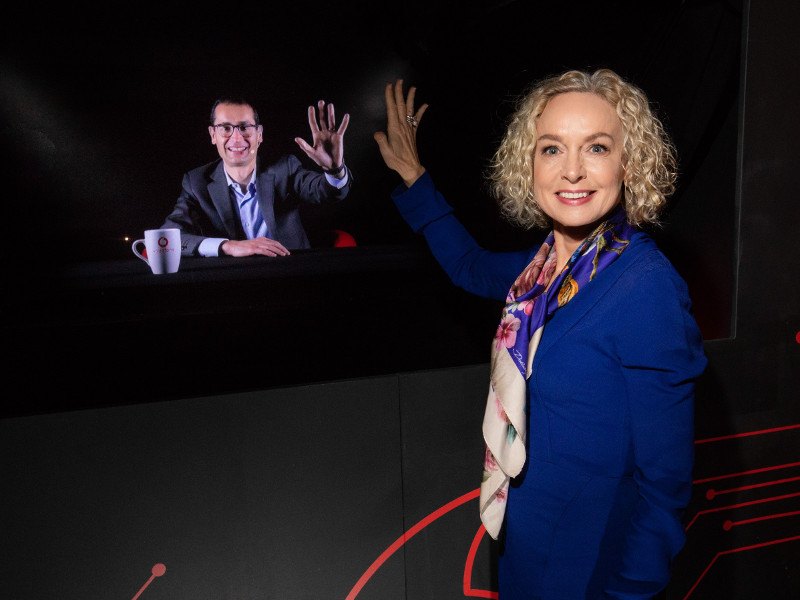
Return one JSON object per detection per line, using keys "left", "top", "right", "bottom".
{"left": 551, "top": 226, "right": 589, "bottom": 275}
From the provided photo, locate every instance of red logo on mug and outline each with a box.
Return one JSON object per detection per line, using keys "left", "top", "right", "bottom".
{"left": 158, "top": 236, "right": 169, "bottom": 248}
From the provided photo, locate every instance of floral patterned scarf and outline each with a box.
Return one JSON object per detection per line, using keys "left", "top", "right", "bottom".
{"left": 479, "top": 206, "right": 636, "bottom": 539}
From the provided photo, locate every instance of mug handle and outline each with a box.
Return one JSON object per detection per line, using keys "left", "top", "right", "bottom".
{"left": 131, "top": 239, "right": 149, "bottom": 263}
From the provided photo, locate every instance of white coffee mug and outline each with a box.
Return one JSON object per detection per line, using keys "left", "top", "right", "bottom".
{"left": 132, "top": 228, "right": 181, "bottom": 274}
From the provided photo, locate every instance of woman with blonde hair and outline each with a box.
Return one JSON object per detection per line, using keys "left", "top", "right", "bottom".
{"left": 375, "top": 69, "right": 707, "bottom": 598}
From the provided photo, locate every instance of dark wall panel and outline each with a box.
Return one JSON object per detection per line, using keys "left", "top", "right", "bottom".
{"left": 0, "top": 366, "right": 498, "bottom": 599}
{"left": 1, "top": 379, "right": 406, "bottom": 599}
{"left": 669, "top": 1, "right": 800, "bottom": 598}
{"left": 5, "top": 358, "right": 796, "bottom": 599}
{"left": 398, "top": 365, "right": 496, "bottom": 598}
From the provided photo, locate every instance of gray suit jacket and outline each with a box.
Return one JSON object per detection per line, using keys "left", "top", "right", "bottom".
{"left": 161, "top": 155, "right": 351, "bottom": 256}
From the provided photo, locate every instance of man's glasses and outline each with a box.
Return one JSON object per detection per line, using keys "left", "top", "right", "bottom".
{"left": 212, "top": 123, "right": 258, "bottom": 138}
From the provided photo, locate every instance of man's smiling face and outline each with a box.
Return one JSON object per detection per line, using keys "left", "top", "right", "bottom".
{"left": 208, "top": 102, "right": 263, "bottom": 170}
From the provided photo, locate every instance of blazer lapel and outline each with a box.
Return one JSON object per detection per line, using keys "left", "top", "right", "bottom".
{"left": 536, "top": 233, "right": 651, "bottom": 355}
{"left": 208, "top": 161, "right": 245, "bottom": 239}
{"left": 256, "top": 169, "right": 277, "bottom": 239}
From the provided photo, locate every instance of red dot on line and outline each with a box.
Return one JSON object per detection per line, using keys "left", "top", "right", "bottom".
{"left": 152, "top": 564, "right": 166, "bottom": 577}
{"left": 795, "top": 331, "right": 800, "bottom": 344}
{"left": 723, "top": 520, "right": 733, "bottom": 531}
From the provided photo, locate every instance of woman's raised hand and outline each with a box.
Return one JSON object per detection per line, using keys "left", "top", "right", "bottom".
{"left": 373, "top": 79, "right": 428, "bottom": 187}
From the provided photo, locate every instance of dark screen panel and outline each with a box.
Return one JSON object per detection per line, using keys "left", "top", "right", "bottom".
{"left": 2, "top": 1, "right": 739, "bottom": 343}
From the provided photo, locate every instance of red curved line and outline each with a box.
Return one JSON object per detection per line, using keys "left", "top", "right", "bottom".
{"left": 345, "top": 488, "right": 480, "bottom": 600}
{"left": 693, "top": 461, "right": 800, "bottom": 484}
{"left": 682, "top": 535, "right": 800, "bottom": 599}
{"left": 695, "top": 423, "right": 800, "bottom": 444}
{"left": 463, "top": 524, "right": 499, "bottom": 599}
{"left": 707, "top": 475, "right": 800, "bottom": 497}
{"left": 684, "top": 491, "right": 800, "bottom": 531}
{"left": 726, "top": 509, "right": 800, "bottom": 529}
{"left": 131, "top": 575, "right": 155, "bottom": 600}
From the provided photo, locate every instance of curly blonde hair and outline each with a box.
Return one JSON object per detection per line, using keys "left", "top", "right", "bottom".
{"left": 489, "top": 68, "right": 677, "bottom": 229}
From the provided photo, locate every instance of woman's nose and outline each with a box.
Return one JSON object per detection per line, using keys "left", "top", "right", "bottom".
{"left": 562, "top": 152, "right": 585, "bottom": 183}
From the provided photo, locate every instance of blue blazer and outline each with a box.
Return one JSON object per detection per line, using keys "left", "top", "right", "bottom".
{"left": 392, "top": 173, "right": 707, "bottom": 599}
{"left": 162, "top": 155, "right": 351, "bottom": 256}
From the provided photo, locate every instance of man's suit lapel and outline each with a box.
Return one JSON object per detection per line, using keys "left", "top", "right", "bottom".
{"left": 256, "top": 167, "right": 277, "bottom": 239}
{"left": 208, "top": 161, "right": 245, "bottom": 239}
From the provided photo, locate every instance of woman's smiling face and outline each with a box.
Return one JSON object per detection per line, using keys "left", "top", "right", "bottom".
{"left": 532, "top": 92, "right": 626, "bottom": 245}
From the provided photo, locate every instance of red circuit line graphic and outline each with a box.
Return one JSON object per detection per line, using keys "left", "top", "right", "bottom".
{"left": 346, "top": 488, "right": 480, "bottom": 600}
{"left": 348, "top": 423, "right": 800, "bottom": 598}
{"left": 694, "top": 423, "right": 800, "bottom": 444}
{"left": 682, "top": 535, "right": 800, "bottom": 600}
{"left": 705, "top": 475, "right": 800, "bottom": 499}
{"left": 682, "top": 421, "right": 800, "bottom": 597}
{"left": 688, "top": 423, "right": 800, "bottom": 528}
{"left": 131, "top": 564, "right": 166, "bottom": 600}
{"left": 693, "top": 461, "right": 800, "bottom": 485}
{"left": 692, "top": 421, "right": 800, "bottom": 487}
{"left": 463, "top": 524, "right": 498, "bottom": 599}
{"left": 685, "top": 490, "right": 800, "bottom": 530}
{"left": 723, "top": 509, "right": 800, "bottom": 530}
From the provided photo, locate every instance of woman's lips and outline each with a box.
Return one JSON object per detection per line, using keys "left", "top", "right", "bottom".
{"left": 556, "top": 190, "right": 594, "bottom": 206}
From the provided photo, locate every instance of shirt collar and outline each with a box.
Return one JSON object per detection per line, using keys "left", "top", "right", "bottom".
{"left": 224, "top": 168, "right": 257, "bottom": 196}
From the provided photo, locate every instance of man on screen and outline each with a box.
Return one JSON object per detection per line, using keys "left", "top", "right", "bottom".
{"left": 161, "top": 97, "right": 351, "bottom": 257}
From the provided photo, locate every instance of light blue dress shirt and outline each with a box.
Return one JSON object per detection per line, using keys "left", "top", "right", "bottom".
{"left": 197, "top": 167, "right": 349, "bottom": 257}
{"left": 230, "top": 170, "right": 267, "bottom": 240}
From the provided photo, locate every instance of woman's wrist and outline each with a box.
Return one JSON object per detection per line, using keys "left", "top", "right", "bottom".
{"left": 401, "top": 166, "right": 426, "bottom": 188}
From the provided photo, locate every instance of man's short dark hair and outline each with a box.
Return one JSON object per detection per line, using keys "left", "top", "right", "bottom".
{"left": 210, "top": 98, "right": 260, "bottom": 125}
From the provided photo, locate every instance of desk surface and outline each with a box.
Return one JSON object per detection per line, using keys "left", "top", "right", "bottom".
{"left": 11, "top": 245, "right": 442, "bottom": 322}
{"left": 4, "top": 245, "right": 500, "bottom": 417}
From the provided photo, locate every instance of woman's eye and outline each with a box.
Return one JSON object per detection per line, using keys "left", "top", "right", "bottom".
{"left": 589, "top": 144, "right": 609, "bottom": 153}
{"left": 541, "top": 146, "right": 559, "bottom": 155}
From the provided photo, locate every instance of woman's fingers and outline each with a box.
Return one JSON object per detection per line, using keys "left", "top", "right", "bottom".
{"left": 414, "top": 103, "right": 429, "bottom": 128}
{"left": 406, "top": 86, "right": 417, "bottom": 118}
{"left": 373, "top": 131, "right": 392, "bottom": 164}
{"left": 378, "top": 79, "right": 427, "bottom": 143}
{"left": 384, "top": 82, "right": 399, "bottom": 127}
{"left": 385, "top": 79, "right": 427, "bottom": 128}
{"left": 393, "top": 79, "right": 410, "bottom": 123}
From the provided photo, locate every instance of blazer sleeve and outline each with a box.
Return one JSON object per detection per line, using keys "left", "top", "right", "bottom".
{"left": 604, "top": 257, "right": 708, "bottom": 599}
{"left": 390, "top": 171, "right": 534, "bottom": 301}
{"left": 286, "top": 154, "right": 351, "bottom": 204}
{"left": 160, "top": 171, "right": 215, "bottom": 256}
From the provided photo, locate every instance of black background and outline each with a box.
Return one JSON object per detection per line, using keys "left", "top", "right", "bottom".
{"left": 3, "top": 0, "right": 740, "bottom": 339}
{"left": 4, "top": 1, "right": 799, "bottom": 599}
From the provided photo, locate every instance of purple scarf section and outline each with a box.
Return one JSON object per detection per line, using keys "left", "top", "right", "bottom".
{"left": 481, "top": 206, "right": 636, "bottom": 539}
{"left": 501, "top": 207, "right": 636, "bottom": 378}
